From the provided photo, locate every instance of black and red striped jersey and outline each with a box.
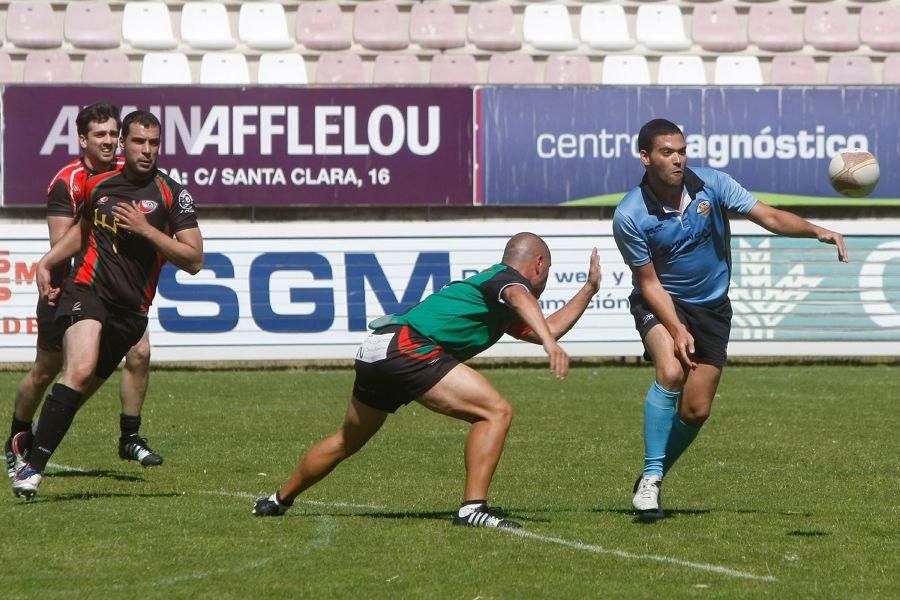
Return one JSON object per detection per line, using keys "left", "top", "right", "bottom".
{"left": 72, "top": 168, "right": 199, "bottom": 314}
{"left": 46, "top": 157, "right": 125, "bottom": 287}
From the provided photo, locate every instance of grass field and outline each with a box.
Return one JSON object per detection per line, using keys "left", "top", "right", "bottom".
{"left": 1, "top": 365, "right": 898, "bottom": 598}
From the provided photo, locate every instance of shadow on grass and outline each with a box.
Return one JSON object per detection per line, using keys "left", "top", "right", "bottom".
{"left": 591, "top": 507, "right": 711, "bottom": 522}
{"left": 46, "top": 469, "right": 144, "bottom": 482}
{"left": 295, "top": 507, "right": 553, "bottom": 524}
{"left": 787, "top": 530, "right": 831, "bottom": 537}
{"left": 14, "top": 491, "right": 183, "bottom": 504}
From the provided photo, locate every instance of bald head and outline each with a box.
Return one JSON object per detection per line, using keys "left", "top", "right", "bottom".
{"left": 502, "top": 232, "right": 550, "bottom": 269}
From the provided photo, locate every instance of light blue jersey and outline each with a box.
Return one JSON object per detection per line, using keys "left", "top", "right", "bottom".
{"left": 612, "top": 167, "right": 758, "bottom": 305}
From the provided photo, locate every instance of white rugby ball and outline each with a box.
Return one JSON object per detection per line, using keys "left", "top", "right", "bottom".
{"left": 828, "top": 149, "right": 880, "bottom": 198}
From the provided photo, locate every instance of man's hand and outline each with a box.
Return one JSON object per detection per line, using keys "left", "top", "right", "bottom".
{"left": 543, "top": 339, "right": 569, "bottom": 380}
{"left": 585, "top": 247, "right": 601, "bottom": 295}
{"left": 36, "top": 261, "right": 60, "bottom": 306}
{"left": 111, "top": 201, "right": 154, "bottom": 238}
{"left": 816, "top": 228, "right": 848, "bottom": 263}
{"left": 671, "top": 324, "right": 697, "bottom": 370}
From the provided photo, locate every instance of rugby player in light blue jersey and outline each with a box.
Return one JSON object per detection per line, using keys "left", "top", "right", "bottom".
{"left": 613, "top": 119, "right": 848, "bottom": 519}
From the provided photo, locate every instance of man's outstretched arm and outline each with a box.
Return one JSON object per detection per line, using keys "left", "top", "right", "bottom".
{"left": 747, "top": 202, "right": 848, "bottom": 263}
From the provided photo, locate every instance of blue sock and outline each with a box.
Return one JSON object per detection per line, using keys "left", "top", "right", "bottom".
{"left": 642, "top": 382, "right": 681, "bottom": 478}
{"left": 663, "top": 417, "right": 701, "bottom": 476}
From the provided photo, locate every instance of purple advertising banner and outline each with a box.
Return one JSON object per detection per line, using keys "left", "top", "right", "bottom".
{"left": 1, "top": 86, "right": 473, "bottom": 207}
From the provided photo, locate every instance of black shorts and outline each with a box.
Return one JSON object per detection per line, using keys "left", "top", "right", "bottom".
{"left": 55, "top": 284, "right": 148, "bottom": 379}
{"left": 630, "top": 293, "right": 732, "bottom": 367}
{"left": 35, "top": 299, "right": 64, "bottom": 352}
{"left": 352, "top": 324, "right": 459, "bottom": 413}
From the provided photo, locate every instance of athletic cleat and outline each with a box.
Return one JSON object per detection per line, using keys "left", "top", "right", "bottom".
{"left": 119, "top": 436, "right": 164, "bottom": 467}
{"left": 632, "top": 475, "right": 664, "bottom": 519}
{"left": 8, "top": 432, "right": 31, "bottom": 481}
{"left": 453, "top": 504, "right": 522, "bottom": 529}
{"left": 12, "top": 465, "right": 42, "bottom": 499}
{"left": 253, "top": 494, "right": 289, "bottom": 516}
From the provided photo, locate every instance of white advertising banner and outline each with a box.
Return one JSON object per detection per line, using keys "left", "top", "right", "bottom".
{"left": 1, "top": 219, "right": 898, "bottom": 362}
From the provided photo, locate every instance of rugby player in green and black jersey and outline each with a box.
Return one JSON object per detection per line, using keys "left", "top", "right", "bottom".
{"left": 254, "top": 233, "right": 601, "bottom": 529}
{"left": 12, "top": 110, "right": 204, "bottom": 499}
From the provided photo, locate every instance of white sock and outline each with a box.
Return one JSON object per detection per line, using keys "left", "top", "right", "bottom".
{"left": 458, "top": 501, "right": 486, "bottom": 518}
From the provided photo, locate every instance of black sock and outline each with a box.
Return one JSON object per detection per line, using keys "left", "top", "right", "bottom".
{"left": 461, "top": 499, "right": 486, "bottom": 507}
{"left": 120, "top": 414, "right": 141, "bottom": 440}
{"left": 28, "top": 384, "right": 82, "bottom": 473}
{"left": 10, "top": 416, "right": 31, "bottom": 439}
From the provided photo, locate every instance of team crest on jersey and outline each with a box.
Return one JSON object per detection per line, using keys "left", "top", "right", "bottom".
{"left": 139, "top": 200, "right": 158, "bottom": 213}
{"left": 696, "top": 200, "right": 711, "bottom": 217}
{"left": 178, "top": 189, "right": 195, "bottom": 213}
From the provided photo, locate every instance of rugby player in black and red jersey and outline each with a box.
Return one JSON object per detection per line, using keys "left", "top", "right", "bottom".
{"left": 5, "top": 103, "right": 167, "bottom": 482}
{"left": 13, "top": 110, "right": 204, "bottom": 499}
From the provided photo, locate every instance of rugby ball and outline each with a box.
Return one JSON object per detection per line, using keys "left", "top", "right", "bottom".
{"left": 829, "top": 149, "right": 879, "bottom": 198}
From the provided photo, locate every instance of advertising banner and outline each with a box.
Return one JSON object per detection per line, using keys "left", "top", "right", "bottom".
{"left": 479, "top": 87, "right": 900, "bottom": 206}
{"left": 2, "top": 220, "right": 898, "bottom": 362}
{"left": 1, "top": 86, "right": 473, "bottom": 207}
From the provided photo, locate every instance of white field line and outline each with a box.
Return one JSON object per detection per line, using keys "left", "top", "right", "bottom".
{"left": 47, "top": 462, "right": 90, "bottom": 473}
{"left": 200, "top": 489, "right": 386, "bottom": 510}
{"left": 505, "top": 529, "right": 777, "bottom": 583}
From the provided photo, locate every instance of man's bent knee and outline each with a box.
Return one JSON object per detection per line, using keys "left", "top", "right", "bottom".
{"left": 656, "top": 362, "right": 686, "bottom": 392}
{"left": 680, "top": 407, "right": 710, "bottom": 427}
{"left": 125, "top": 337, "right": 151, "bottom": 368}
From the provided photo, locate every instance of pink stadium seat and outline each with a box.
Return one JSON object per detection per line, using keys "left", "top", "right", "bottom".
{"left": 545, "top": 55, "right": 592, "bottom": 84}
{"left": 827, "top": 56, "right": 875, "bottom": 84}
{"left": 805, "top": 6, "right": 859, "bottom": 52}
{"left": 373, "top": 54, "right": 424, "bottom": 84}
{"left": 410, "top": 4, "right": 465, "bottom": 50}
{"left": 24, "top": 51, "right": 73, "bottom": 83}
{"left": 296, "top": 4, "right": 351, "bottom": 51}
{"left": 7, "top": 2, "right": 62, "bottom": 49}
{"left": 354, "top": 2, "right": 408, "bottom": 51}
{"left": 430, "top": 54, "right": 479, "bottom": 84}
{"left": 692, "top": 4, "right": 748, "bottom": 52}
{"left": 770, "top": 55, "right": 819, "bottom": 85}
{"left": 82, "top": 51, "right": 133, "bottom": 83}
{"left": 859, "top": 5, "right": 900, "bottom": 52}
{"left": 748, "top": 5, "right": 804, "bottom": 52}
{"left": 487, "top": 54, "right": 536, "bottom": 84}
{"left": 0, "top": 54, "right": 17, "bottom": 83}
{"left": 467, "top": 4, "right": 521, "bottom": 51}
{"left": 883, "top": 55, "right": 900, "bottom": 84}
{"left": 315, "top": 53, "right": 366, "bottom": 84}
{"left": 65, "top": 2, "right": 119, "bottom": 50}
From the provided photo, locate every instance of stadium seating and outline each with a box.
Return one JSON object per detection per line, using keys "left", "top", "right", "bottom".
{"left": 257, "top": 54, "right": 308, "bottom": 85}
{"left": 523, "top": 5, "right": 579, "bottom": 52}
{"left": 410, "top": 4, "right": 466, "bottom": 50}
{"left": 0, "top": 54, "right": 15, "bottom": 83}
{"left": 579, "top": 5, "right": 634, "bottom": 52}
{"left": 804, "top": 6, "right": 859, "bottom": 52}
{"left": 141, "top": 52, "right": 191, "bottom": 84}
{"left": 545, "top": 55, "right": 592, "bottom": 84}
{"left": 430, "top": 55, "right": 479, "bottom": 85}
{"left": 636, "top": 6, "right": 692, "bottom": 52}
{"left": 65, "top": 2, "right": 119, "bottom": 50}
{"left": 657, "top": 55, "right": 707, "bottom": 85}
{"left": 296, "top": 4, "right": 351, "bottom": 51}
{"left": 24, "top": 51, "right": 73, "bottom": 83}
{"left": 827, "top": 56, "right": 875, "bottom": 85}
{"left": 467, "top": 4, "right": 521, "bottom": 52}
{"left": 82, "top": 51, "right": 133, "bottom": 84}
{"left": 692, "top": 5, "right": 748, "bottom": 53}
{"left": 181, "top": 2, "right": 235, "bottom": 51}
{"left": 238, "top": 3, "right": 293, "bottom": 51}
{"left": 714, "top": 56, "right": 763, "bottom": 85}
{"left": 200, "top": 53, "right": 250, "bottom": 85}
{"left": 315, "top": 53, "right": 366, "bottom": 85}
{"left": 748, "top": 5, "right": 804, "bottom": 53}
{"left": 373, "top": 54, "right": 424, "bottom": 84}
{"left": 354, "top": 2, "right": 409, "bottom": 51}
{"left": 487, "top": 54, "right": 536, "bottom": 84}
{"left": 7, "top": 1, "right": 62, "bottom": 49}
{"left": 601, "top": 55, "right": 651, "bottom": 85}
{"left": 770, "top": 55, "right": 819, "bottom": 85}
{"left": 883, "top": 55, "right": 900, "bottom": 85}
{"left": 122, "top": 2, "right": 177, "bottom": 51}
{"left": 859, "top": 5, "right": 900, "bottom": 52}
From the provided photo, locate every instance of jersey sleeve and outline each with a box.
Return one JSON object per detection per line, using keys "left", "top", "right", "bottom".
{"left": 46, "top": 179, "right": 75, "bottom": 218}
{"left": 479, "top": 266, "right": 534, "bottom": 305}
{"left": 168, "top": 183, "right": 200, "bottom": 233}
{"left": 613, "top": 210, "right": 651, "bottom": 268}
{"left": 505, "top": 320, "right": 533, "bottom": 340}
{"left": 713, "top": 170, "right": 758, "bottom": 215}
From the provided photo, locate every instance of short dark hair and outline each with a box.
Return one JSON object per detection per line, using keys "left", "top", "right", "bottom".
{"left": 121, "top": 110, "right": 161, "bottom": 138}
{"left": 637, "top": 119, "right": 683, "bottom": 154}
{"left": 76, "top": 102, "right": 120, "bottom": 136}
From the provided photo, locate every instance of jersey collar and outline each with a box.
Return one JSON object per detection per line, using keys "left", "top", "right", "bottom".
{"left": 640, "top": 168, "right": 706, "bottom": 216}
